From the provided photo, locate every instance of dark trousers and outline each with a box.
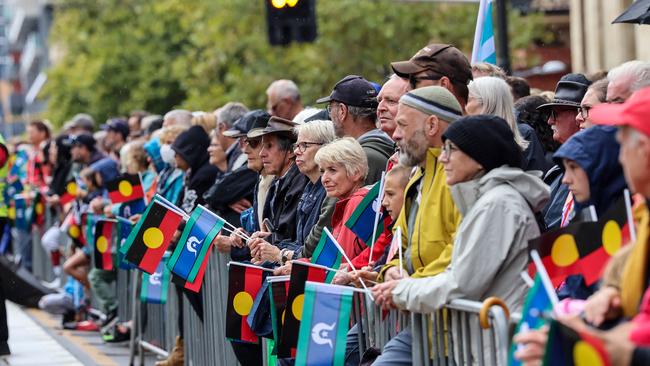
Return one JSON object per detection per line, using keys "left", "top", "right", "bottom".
{"left": 0, "top": 281, "right": 9, "bottom": 355}
{"left": 230, "top": 340, "right": 262, "bottom": 366}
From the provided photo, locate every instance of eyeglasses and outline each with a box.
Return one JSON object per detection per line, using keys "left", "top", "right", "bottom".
{"left": 326, "top": 102, "right": 341, "bottom": 115}
{"left": 244, "top": 138, "right": 261, "bottom": 149}
{"left": 577, "top": 106, "right": 591, "bottom": 119}
{"left": 409, "top": 73, "right": 442, "bottom": 89}
{"left": 292, "top": 141, "right": 323, "bottom": 153}
{"left": 442, "top": 141, "right": 458, "bottom": 157}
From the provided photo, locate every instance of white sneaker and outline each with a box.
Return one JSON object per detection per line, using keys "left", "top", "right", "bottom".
{"left": 42, "top": 277, "right": 61, "bottom": 290}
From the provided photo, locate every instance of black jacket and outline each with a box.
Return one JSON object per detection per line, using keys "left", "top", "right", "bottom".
{"left": 263, "top": 163, "right": 308, "bottom": 244}
{"left": 203, "top": 165, "right": 258, "bottom": 227}
{"left": 172, "top": 126, "right": 220, "bottom": 212}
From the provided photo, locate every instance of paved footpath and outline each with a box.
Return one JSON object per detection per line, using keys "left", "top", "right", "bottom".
{"left": 0, "top": 302, "right": 157, "bottom": 366}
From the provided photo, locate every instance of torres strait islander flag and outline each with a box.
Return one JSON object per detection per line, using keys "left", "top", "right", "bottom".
{"left": 278, "top": 261, "right": 329, "bottom": 358}
{"left": 225, "top": 262, "right": 269, "bottom": 343}
{"left": 119, "top": 200, "right": 183, "bottom": 274}
{"left": 311, "top": 231, "right": 342, "bottom": 283}
{"left": 167, "top": 205, "right": 224, "bottom": 283}
{"left": 345, "top": 182, "right": 382, "bottom": 247}
{"left": 106, "top": 173, "right": 144, "bottom": 204}
{"left": 295, "top": 282, "right": 354, "bottom": 366}
{"left": 93, "top": 219, "right": 115, "bottom": 270}
{"left": 141, "top": 254, "right": 171, "bottom": 304}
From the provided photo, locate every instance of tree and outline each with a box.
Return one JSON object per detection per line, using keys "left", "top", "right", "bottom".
{"left": 42, "top": 0, "right": 546, "bottom": 126}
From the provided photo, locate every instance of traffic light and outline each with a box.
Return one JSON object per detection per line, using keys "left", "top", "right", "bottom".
{"left": 266, "top": 0, "right": 317, "bottom": 46}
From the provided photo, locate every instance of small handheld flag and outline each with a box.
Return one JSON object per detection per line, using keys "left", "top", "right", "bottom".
{"left": 471, "top": 0, "right": 497, "bottom": 64}
{"left": 116, "top": 216, "right": 136, "bottom": 270}
{"left": 167, "top": 205, "right": 225, "bottom": 283}
{"left": 106, "top": 173, "right": 145, "bottom": 204}
{"left": 311, "top": 231, "right": 342, "bottom": 283}
{"left": 60, "top": 179, "right": 78, "bottom": 206}
{"left": 141, "top": 254, "right": 171, "bottom": 304}
{"left": 542, "top": 320, "right": 611, "bottom": 366}
{"left": 295, "top": 282, "right": 355, "bottom": 366}
{"left": 93, "top": 219, "right": 115, "bottom": 270}
{"left": 225, "top": 262, "right": 271, "bottom": 343}
{"left": 345, "top": 181, "right": 383, "bottom": 247}
{"left": 119, "top": 199, "right": 184, "bottom": 274}
{"left": 278, "top": 261, "right": 329, "bottom": 358}
{"left": 31, "top": 192, "right": 46, "bottom": 226}
{"left": 268, "top": 276, "right": 291, "bottom": 345}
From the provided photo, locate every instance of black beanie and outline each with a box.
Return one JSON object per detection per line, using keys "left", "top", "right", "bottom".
{"left": 442, "top": 115, "right": 523, "bottom": 172}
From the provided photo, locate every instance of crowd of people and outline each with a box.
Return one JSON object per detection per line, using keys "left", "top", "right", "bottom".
{"left": 0, "top": 41, "right": 649, "bottom": 366}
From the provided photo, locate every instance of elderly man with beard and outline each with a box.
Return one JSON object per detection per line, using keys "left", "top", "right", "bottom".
{"left": 350, "top": 86, "right": 462, "bottom": 366}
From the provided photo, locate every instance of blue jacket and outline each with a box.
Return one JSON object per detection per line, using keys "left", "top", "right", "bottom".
{"left": 553, "top": 126, "right": 627, "bottom": 217}
{"left": 278, "top": 179, "right": 327, "bottom": 253}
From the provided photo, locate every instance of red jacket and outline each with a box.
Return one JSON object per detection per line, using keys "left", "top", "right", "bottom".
{"left": 349, "top": 225, "right": 392, "bottom": 270}
{"left": 330, "top": 187, "right": 369, "bottom": 260}
{"left": 631, "top": 287, "right": 650, "bottom": 346}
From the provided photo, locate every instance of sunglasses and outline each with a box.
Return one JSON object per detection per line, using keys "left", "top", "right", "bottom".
{"left": 245, "top": 138, "right": 261, "bottom": 149}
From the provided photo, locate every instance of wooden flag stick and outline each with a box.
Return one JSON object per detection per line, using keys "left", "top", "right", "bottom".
{"left": 396, "top": 226, "right": 403, "bottom": 278}
{"left": 530, "top": 249, "right": 559, "bottom": 307}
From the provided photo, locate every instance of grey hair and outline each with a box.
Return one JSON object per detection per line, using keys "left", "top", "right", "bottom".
{"left": 216, "top": 102, "right": 249, "bottom": 128}
{"left": 469, "top": 76, "right": 529, "bottom": 150}
{"left": 163, "top": 109, "right": 193, "bottom": 127}
{"left": 266, "top": 79, "right": 301, "bottom": 102}
{"left": 294, "top": 120, "right": 336, "bottom": 144}
{"left": 347, "top": 105, "right": 377, "bottom": 123}
{"left": 608, "top": 60, "right": 650, "bottom": 93}
{"left": 315, "top": 137, "right": 368, "bottom": 181}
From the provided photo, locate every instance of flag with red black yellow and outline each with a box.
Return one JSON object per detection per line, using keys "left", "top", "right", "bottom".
{"left": 225, "top": 262, "right": 270, "bottom": 344}
{"left": 268, "top": 275, "right": 290, "bottom": 345}
{"left": 119, "top": 199, "right": 184, "bottom": 274}
{"left": 542, "top": 319, "right": 611, "bottom": 366}
{"left": 106, "top": 173, "right": 144, "bottom": 204}
{"left": 60, "top": 179, "right": 78, "bottom": 205}
{"left": 93, "top": 219, "right": 115, "bottom": 270}
{"left": 31, "top": 192, "right": 46, "bottom": 226}
{"left": 64, "top": 210, "right": 86, "bottom": 248}
{"left": 529, "top": 195, "right": 634, "bottom": 287}
{"left": 277, "top": 261, "right": 330, "bottom": 358}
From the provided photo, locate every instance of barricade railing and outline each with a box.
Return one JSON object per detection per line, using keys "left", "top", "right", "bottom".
{"left": 184, "top": 251, "right": 238, "bottom": 366}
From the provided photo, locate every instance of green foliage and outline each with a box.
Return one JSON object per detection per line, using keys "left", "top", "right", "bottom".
{"left": 42, "top": 0, "right": 546, "bottom": 127}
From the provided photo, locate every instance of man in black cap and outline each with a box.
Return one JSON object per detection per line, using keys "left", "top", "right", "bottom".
{"left": 101, "top": 118, "right": 129, "bottom": 158}
{"left": 317, "top": 75, "right": 394, "bottom": 185}
{"left": 390, "top": 43, "right": 473, "bottom": 113}
{"left": 537, "top": 73, "right": 591, "bottom": 229}
{"left": 68, "top": 134, "right": 105, "bottom": 166}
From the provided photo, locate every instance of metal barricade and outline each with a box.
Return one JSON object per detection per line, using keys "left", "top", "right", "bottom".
{"left": 411, "top": 297, "right": 513, "bottom": 366}
{"left": 350, "top": 291, "right": 409, "bottom": 355}
{"left": 184, "top": 250, "right": 237, "bottom": 366}
{"left": 30, "top": 203, "right": 55, "bottom": 282}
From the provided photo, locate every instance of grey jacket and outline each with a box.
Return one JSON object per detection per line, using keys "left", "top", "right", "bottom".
{"left": 392, "top": 166, "right": 550, "bottom": 314}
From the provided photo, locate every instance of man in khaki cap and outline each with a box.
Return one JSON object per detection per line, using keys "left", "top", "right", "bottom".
{"left": 391, "top": 44, "right": 473, "bottom": 113}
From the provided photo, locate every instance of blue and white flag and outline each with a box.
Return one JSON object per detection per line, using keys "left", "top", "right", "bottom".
{"left": 472, "top": 0, "right": 497, "bottom": 64}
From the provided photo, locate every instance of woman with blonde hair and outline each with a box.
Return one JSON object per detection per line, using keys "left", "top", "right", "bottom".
{"left": 467, "top": 76, "right": 549, "bottom": 173}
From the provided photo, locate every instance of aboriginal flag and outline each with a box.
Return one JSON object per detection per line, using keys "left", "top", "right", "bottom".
{"left": 278, "top": 261, "right": 329, "bottom": 358}
{"left": 268, "top": 276, "right": 290, "bottom": 344}
{"left": 226, "top": 262, "right": 268, "bottom": 344}
{"left": 119, "top": 200, "right": 183, "bottom": 274}
{"left": 93, "top": 220, "right": 115, "bottom": 270}
{"left": 106, "top": 173, "right": 144, "bottom": 204}
{"left": 31, "top": 192, "right": 46, "bottom": 226}
{"left": 543, "top": 320, "right": 611, "bottom": 366}
{"left": 65, "top": 212, "right": 86, "bottom": 248}
{"left": 60, "top": 179, "right": 78, "bottom": 205}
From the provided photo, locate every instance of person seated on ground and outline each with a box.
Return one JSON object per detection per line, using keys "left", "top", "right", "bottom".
{"left": 466, "top": 76, "right": 548, "bottom": 173}
{"left": 249, "top": 120, "right": 336, "bottom": 267}
{"left": 333, "top": 164, "right": 411, "bottom": 286}
{"left": 372, "top": 115, "right": 549, "bottom": 366}
{"left": 38, "top": 276, "right": 86, "bottom": 328}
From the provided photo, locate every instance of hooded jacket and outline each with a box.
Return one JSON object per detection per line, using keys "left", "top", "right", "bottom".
{"left": 392, "top": 166, "right": 550, "bottom": 314}
{"left": 379, "top": 148, "right": 461, "bottom": 280}
{"left": 172, "top": 125, "right": 220, "bottom": 212}
{"left": 358, "top": 129, "right": 395, "bottom": 185}
{"left": 553, "top": 126, "right": 626, "bottom": 217}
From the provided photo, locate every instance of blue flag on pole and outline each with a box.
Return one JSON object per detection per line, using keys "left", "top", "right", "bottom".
{"left": 472, "top": 0, "right": 497, "bottom": 64}
{"left": 167, "top": 205, "right": 224, "bottom": 282}
{"left": 311, "top": 231, "right": 342, "bottom": 282}
{"left": 295, "top": 282, "right": 354, "bottom": 366}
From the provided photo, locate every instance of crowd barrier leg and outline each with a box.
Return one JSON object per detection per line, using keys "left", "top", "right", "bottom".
{"left": 129, "top": 270, "right": 141, "bottom": 366}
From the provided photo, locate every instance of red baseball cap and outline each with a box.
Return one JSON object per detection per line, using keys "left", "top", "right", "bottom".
{"left": 590, "top": 86, "right": 650, "bottom": 137}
